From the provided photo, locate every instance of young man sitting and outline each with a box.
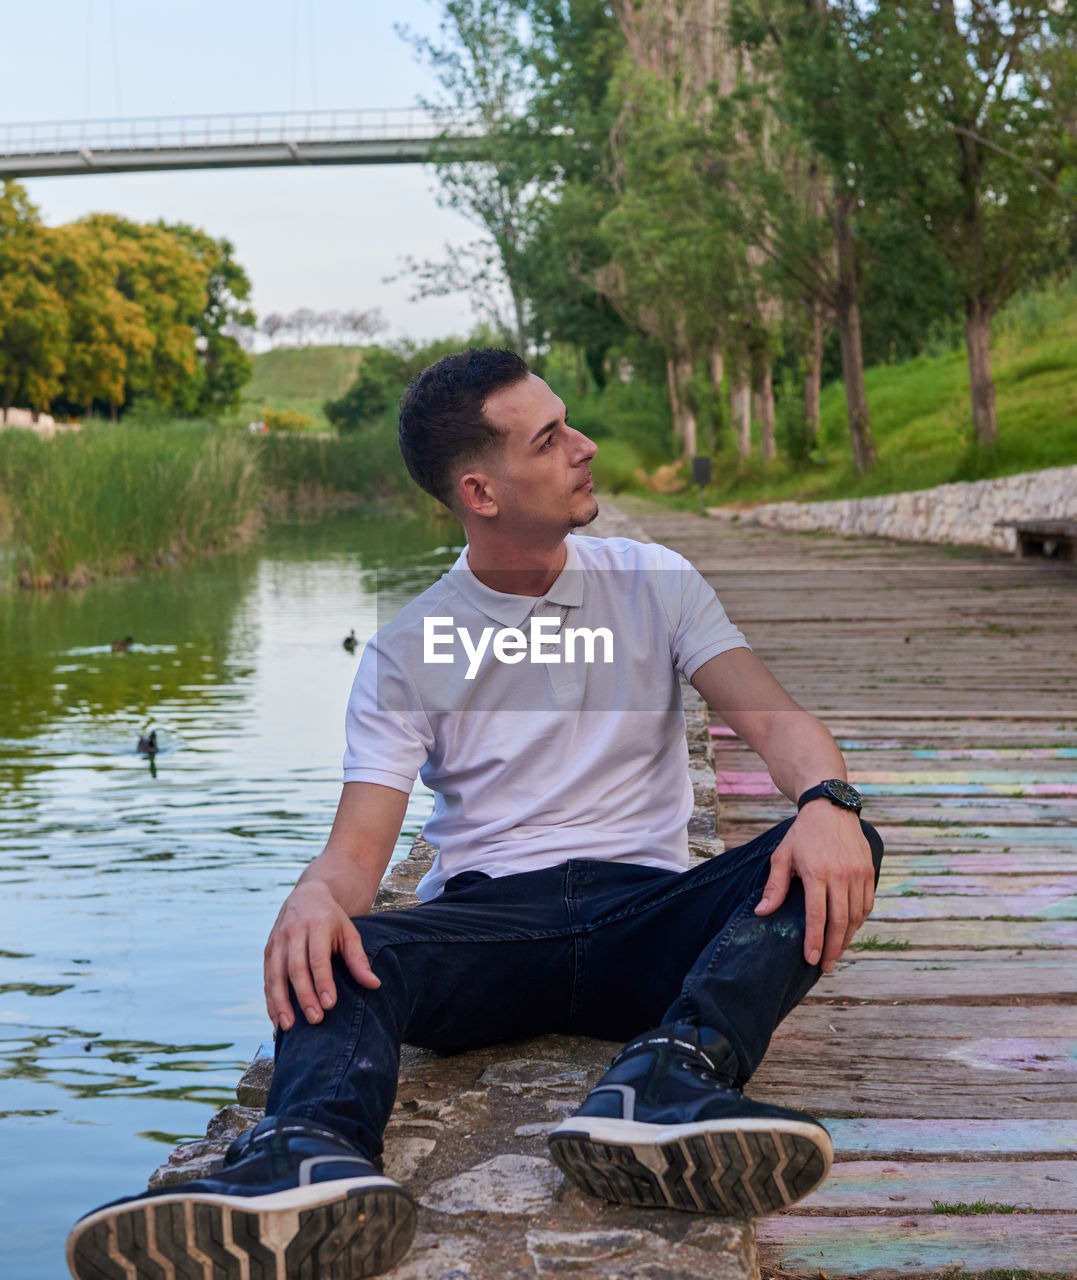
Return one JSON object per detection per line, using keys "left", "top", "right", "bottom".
{"left": 68, "top": 348, "right": 883, "bottom": 1280}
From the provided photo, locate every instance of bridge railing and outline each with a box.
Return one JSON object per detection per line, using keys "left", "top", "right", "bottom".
{"left": 0, "top": 108, "right": 480, "bottom": 156}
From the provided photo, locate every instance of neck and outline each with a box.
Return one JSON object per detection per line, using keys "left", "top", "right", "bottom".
{"left": 464, "top": 529, "right": 569, "bottom": 597}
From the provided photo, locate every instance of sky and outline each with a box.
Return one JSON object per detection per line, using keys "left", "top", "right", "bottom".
{"left": 0, "top": 0, "right": 481, "bottom": 341}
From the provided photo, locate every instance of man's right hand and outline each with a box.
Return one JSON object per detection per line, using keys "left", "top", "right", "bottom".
{"left": 264, "top": 880, "right": 382, "bottom": 1032}
{"left": 262, "top": 781, "right": 407, "bottom": 1032}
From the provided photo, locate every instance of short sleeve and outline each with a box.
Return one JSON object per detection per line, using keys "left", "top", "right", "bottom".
{"left": 342, "top": 635, "right": 433, "bottom": 793}
{"left": 663, "top": 550, "right": 751, "bottom": 679}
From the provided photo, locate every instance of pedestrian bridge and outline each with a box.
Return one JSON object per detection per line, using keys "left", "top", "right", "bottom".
{"left": 0, "top": 109, "right": 480, "bottom": 179}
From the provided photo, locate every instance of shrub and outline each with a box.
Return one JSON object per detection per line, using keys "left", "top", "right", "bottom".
{"left": 324, "top": 338, "right": 466, "bottom": 435}
{"left": 262, "top": 407, "right": 313, "bottom": 432}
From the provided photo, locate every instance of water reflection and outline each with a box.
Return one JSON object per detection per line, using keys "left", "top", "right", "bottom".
{"left": 0, "top": 507, "right": 460, "bottom": 1280}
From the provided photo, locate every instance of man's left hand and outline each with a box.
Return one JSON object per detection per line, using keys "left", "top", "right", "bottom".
{"left": 753, "top": 803, "right": 875, "bottom": 973}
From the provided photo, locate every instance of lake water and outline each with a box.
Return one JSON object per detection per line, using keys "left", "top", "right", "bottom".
{"left": 0, "top": 510, "right": 459, "bottom": 1280}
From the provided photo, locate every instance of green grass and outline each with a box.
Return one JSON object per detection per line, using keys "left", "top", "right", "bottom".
{"left": 848, "top": 935, "right": 912, "bottom": 950}
{"left": 0, "top": 411, "right": 428, "bottom": 587}
{"left": 258, "top": 415, "right": 418, "bottom": 509}
{"left": 952, "top": 1272, "right": 1071, "bottom": 1280}
{"left": 932, "top": 1200, "right": 1018, "bottom": 1215}
{"left": 247, "top": 345, "right": 364, "bottom": 400}
{"left": 241, "top": 345, "right": 365, "bottom": 430}
{"left": 0, "top": 420, "right": 262, "bottom": 587}
{"left": 656, "top": 273, "right": 1077, "bottom": 508}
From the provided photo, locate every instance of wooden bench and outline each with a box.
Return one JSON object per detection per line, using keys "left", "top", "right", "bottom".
{"left": 995, "top": 517, "right": 1077, "bottom": 560}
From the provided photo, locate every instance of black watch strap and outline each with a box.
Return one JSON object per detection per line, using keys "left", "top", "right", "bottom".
{"left": 797, "top": 779, "right": 863, "bottom": 814}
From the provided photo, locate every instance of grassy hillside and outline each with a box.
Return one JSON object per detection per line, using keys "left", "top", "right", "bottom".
{"left": 676, "top": 275, "right": 1077, "bottom": 507}
{"left": 241, "top": 345, "right": 365, "bottom": 429}
{"left": 558, "top": 275, "right": 1076, "bottom": 505}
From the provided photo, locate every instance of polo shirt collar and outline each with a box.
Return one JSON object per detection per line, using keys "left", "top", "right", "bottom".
{"left": 447, "top": 536, "right": 585, "bottom": 627}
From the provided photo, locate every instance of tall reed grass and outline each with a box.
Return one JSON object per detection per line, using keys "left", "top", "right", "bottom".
{"left": 0, "top": 421, "right": 262, "bottom": 587}
{"left": 258, "top": 415, "right": 413, "bottom": 504}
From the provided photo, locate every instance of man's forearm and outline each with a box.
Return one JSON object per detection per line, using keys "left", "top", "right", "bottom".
{"left": 290, "top": 781, "right": 409, "bottom": 917}
{"left": 294, "top": 846, "right": 385, "bottom": 917}
{"left": 753, "top": 708, "right": 848, "bottom": 805}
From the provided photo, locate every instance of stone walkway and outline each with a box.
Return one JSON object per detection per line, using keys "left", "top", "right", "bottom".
{"left": 615, "top": 494, "right": 1077, "bottom": 1279}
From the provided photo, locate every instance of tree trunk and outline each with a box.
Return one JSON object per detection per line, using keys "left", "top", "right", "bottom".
{"left": 510, "top": 282, "right": 528, "bottom": 359}
{"left": 676, "top": 356, "right": 697, "bottom": 457}
{"left": 804, "top": 297, "right": 823, "bottom": 442}
{"left": 110, "top": 401, "right": 118, "bottom": 423}
{"left": 1, "top": 388, "right": 9, "bottom": 423}
{"left": 666, "top": 358, "right": 684, "bottom": 454}
{"left": 731, "top": 373, "right": 751, "bottom": 459}
{"left": 833, "top": 193, "right": 877, "bottom": 475}
{"left": 964, "top": 296, "right": 998, "bottom": 447}
{"left": 708, "top": 346, "right": 724, "bottom": 452}
{"left": 759, "top": 365, "right": 776, "bottom": 461}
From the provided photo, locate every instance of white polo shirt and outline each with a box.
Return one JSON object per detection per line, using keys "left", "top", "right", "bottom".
{"left": 343, "top": 535, "right": 750, "bottom": 900}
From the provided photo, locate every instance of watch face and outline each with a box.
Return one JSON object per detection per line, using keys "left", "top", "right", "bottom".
{"left": 823, "top": 779, "right": 862, "bottom": 810}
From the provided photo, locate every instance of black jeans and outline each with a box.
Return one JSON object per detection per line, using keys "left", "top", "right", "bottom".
{"left": 267, "top": 816, "right": 884, "bottom": 1158}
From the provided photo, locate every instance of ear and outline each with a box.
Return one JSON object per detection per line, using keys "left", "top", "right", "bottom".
{"left": 457, "top": 469, "right": 499, "bottom": 519}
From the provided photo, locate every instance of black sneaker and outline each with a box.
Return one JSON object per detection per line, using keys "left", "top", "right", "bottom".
{"left": 66, "top": 1115, "right": 416, "bottom": 1280}
{"left": 548, "top": 1024, "right": 832, "bottom": 1217}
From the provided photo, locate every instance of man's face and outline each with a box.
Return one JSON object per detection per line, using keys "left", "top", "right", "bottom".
{"left": 475, "top": 373, "right": 599, "bottom": 536}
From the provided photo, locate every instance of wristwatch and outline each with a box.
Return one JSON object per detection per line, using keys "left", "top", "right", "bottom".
{"left": 797, "top": 779, "right": 863, "bottom": 815}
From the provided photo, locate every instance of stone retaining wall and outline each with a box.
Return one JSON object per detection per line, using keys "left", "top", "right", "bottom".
{"left": 713, "top": 464, "right": 1077, "bottom": 552}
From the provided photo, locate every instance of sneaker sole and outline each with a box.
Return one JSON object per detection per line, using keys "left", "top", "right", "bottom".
{"left": 548, "top": 1116, "right": 833, "bottom": 1217}
{"left": 66, "top": 1179, "right": 417, "bottom": 1280}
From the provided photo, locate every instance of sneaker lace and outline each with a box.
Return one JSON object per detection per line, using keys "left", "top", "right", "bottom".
{"left": 612, "top": 1034, "right": 736, "bottom": 1088}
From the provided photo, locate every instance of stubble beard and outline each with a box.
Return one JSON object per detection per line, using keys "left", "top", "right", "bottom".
{"left": 570, "top": 495, "right": 600, "bottom": 529}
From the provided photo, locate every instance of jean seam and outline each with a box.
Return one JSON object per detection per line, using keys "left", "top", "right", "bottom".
{"left": 569, "top": 932, "right": 585, "bottom": 1025}
{"left": 358, "top": 925, "right": 573, "bottom": 947}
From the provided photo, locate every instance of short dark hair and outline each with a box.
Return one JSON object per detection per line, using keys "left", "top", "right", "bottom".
{"left": 398, "top": 348, "right": 530, "bottom": 510}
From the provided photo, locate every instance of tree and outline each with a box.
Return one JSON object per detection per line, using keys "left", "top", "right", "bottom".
{"left": 161, "top": 223, "right": 256, "bottom": 415}
{"left": 397, "top": 0, "right": 546, "bottom": 354}
{"left": 93, "top": 215, "right": 208, "bottom": 409}
{"left": 731, "top": 0, "right": 883, "bottom": 473}
{"left": 510, "top": 0, "right": 630, "bottom": 382}
{"left": 261, "top": 312, "right": 285, "bottom": 345}
{"left": 592, "top": 0, "right": 770, "bottom": 459}
{"left": 50, "top": 220, "right": 153, "bottom": 419}
{"left": 0, "top": 183, "right": 67, "bottom": 419}
{"left": 324, "top": 338, "right": 463, "bottom": 434}
{"left": 775, "top": 0, "right": 1077, "bottom": 449}
{"left": 324, "top": 346, "right": 409, "bottom": 433}
{"left": 1, "top": 188, "right": 255, "bottom": 421}
{"left": 341, "top": 309, "right": 389, "bottom": 344}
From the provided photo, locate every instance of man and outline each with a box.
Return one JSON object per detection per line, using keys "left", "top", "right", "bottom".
{"left": 68, "top": 349, "right": 882, "bottom": 1280}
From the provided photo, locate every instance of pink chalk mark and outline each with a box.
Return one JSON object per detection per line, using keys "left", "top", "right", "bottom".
{"left": 716, "top": 769, "right": 781, "bottom": 796}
